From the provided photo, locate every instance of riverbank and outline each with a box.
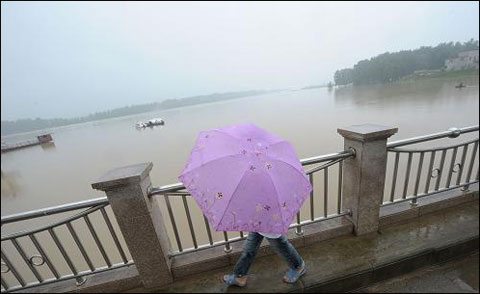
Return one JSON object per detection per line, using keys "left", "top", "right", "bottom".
{"left": 332, "top": 69, "right": 479, "bottom": 89}
{"left": 399, "top": 69, "right": 479, "bottom": 83}
{"left": 1, "top": 90, "right": 277, "bottom": 136}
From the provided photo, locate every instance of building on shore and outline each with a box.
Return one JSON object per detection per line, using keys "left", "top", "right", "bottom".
{"left": 444, "top": 50, "right": 479, "bottom": 71}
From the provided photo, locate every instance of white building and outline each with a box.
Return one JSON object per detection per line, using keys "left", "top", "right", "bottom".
{"left": 445, "top": 50, "right": 479, "bottom": 71}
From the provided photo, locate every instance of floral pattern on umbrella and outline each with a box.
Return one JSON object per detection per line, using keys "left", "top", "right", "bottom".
{"left": 179, "top": 123, "right": 312, "bottom": 235}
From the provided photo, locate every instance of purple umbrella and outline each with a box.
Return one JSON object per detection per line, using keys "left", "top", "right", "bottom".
{"left": 178, "top": 123, "right": 312, "bottom": 235}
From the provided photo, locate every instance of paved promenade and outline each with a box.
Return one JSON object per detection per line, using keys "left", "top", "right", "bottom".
{"left": 357, "top": 252, "right": 478, "bottom": 293}
{"left": 126, "top": 200, "right": 479, "bottom": 293}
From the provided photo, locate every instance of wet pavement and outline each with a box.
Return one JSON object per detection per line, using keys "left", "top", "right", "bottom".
{"left": 126, "top": 200, "right": 479, "bottom": 293}
{"left": 356, "top": 252, "right": 479, "bottom": 293}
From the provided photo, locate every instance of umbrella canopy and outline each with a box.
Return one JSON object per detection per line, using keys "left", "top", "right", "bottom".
{"left": 178, "top": 123, "right": 312, "bottom": 235}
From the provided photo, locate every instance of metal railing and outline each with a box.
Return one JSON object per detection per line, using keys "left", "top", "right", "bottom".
{"left": 383, "top": 126, "right": 479, "bottom": 206}
{"left": 1, "top": 199, "right": 132, "bottom": 293}
{"left": 0, "top": 149, "right": 355, "bottom": 291}
{"left": 148, "top": 149, "right": 355, "bottom": 257}
{"left": 4, "top": 125, "right": 477, "bottom": 292}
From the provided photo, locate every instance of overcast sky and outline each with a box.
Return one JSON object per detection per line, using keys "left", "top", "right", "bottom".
{"left": 1, "top": 1, "right": 479, "bottom": 120}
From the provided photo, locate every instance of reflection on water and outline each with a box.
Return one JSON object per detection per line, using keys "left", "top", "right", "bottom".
{"left": 1, "top": 170, "right": 21, "bottom": 198}
{"left": 135, "top": 125, "right": 165, "bottom": 132}
{"left": 40, "top": 142, "right": 56, "bottom": 151}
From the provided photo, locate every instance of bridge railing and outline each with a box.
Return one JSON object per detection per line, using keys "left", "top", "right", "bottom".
{"left": 147, "top": 149, "right": 355, "bottom": 257}
{"left": 1, "top": 199, "right": 132, "bottom": 293}
{"left": 383, "top": 126, "right": 479, "bottom": 207}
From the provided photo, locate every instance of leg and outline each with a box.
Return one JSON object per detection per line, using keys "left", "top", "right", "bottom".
{"left": 266, "top": 235, "right": 306, "bottom": 283}
{"left": 223, "top": 232, "right": 263, "bottom": 287}
{"left": 233, "top": 232, "right": 264, "bottom": 276}
{"left": 266, "top": 235, "right": 303, "bottom": 269}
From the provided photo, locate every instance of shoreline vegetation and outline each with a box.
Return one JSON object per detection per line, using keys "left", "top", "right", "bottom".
{"left": 1, "top": 90, "right": 276, "bottom": 136}
{"left": 334, "top": 39, "right": 478, "bottom": 86}
{"left": 333, "top": 69, "right": 479, "bottom": 89}
{"left": 3, "top": 69, "right": 478, "bottom": 137}
{"left": 399, "top": 68, "right": 479, "bottom": 82}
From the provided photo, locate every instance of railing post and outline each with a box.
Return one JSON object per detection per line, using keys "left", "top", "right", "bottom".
{"left": 91, "top": 162, "right": 173, "bottom": 289}
{"left": 338, "top": 124, "right": 398, "bottom": 235}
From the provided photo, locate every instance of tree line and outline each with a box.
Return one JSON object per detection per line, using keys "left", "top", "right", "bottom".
{"left": 334, "top": 39, "right": 479, "bottom": 86}
{"left": 1, "top": 90, "right": 269, "bottom": 136}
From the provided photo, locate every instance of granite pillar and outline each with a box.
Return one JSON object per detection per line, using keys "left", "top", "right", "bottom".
{"left": 92, "top": 162, "right": 173, "bottom": 289}
{"left": 338, "top": 124, "right": 398, "bottom": 235}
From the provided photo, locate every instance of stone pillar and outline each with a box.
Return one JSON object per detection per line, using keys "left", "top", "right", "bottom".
{"left": 338, "top": 124, "right": 398, "bottom": 235}
{"left": 91, "top": 162, "right": 173, "bottom": 289}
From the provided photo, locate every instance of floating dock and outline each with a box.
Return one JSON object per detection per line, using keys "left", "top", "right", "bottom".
{"left": 1, "top": 134, "right": 53, "bottom": 153}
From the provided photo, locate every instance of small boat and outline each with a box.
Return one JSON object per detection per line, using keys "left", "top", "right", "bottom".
{"left": 135, "top": 121, "right": 147, "bottom": 128}
{"left": 135, "top": 118, "right": 165, "bottom": 128}
{"left": 455, "top": 82, "right": 466, "bottom": 89}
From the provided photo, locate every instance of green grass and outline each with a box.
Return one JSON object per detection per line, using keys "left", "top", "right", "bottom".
{"left": 400, "top": 69, "right": 479, "bottom": 82}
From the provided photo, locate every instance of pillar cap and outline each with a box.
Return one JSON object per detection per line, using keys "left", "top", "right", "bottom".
{"left": 92, "top": 162, "right": 153, "bottom": 191}
{"left": 337, "top": 124, "right": 398, "bottom": 142}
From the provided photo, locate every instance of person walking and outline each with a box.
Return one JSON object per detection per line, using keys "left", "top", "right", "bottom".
{"left": 223, "top": 231, "right": 306, "bottom": 287}
{"left": 178, "top": 123, "right": 312, "bottom": 287}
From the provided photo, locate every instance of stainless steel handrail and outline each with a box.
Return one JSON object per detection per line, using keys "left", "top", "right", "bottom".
{"left": 1, "top": 202, "right": 132, "bottom": 293}
{"left": 1, "top": 197, "right": 108, "bottom": 225}
{"left": 159, "top": 151, "right": 351, "bottom": 254}
{"left": 387, "top": 125, "right": 478, "bottom": 148}
{"left": 388, "top": 138, "right": 479, "bottom": 153}
{"left": 1, "top": 204, "right": 107, "bottom": 241}
{"left": 385, "top": 126, "right": 479, "bottom": 205}
{"left": 300, "top": 150, "right": 355, "bottom": 165}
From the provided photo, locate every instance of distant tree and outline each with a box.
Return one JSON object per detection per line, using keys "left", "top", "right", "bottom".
{"left": 334, "top": 68, "right": 354, "bottom": 85}
{"left": 0, "top": 90, "right": 271, "bottom": 135}
{"left": 333, "top": 40, "right": 479, "bottom": 85}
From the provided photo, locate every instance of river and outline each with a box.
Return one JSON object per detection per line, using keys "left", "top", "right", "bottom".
{"left": 2, "top": 77, "right": 479, "bottom": 216}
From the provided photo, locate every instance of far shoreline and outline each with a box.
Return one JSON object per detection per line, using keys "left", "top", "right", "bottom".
{"left": 1, "top": 90, "right": 284, "bottom": 138}
{"left": 2, "top": 71, "right": 478, "bottom": 138}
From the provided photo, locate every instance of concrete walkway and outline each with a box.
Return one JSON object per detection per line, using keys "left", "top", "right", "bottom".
{"left": 356, "top": 252, "right": 479, "bottom": 293}
{"left": 126, "top": 200, "right": 479, "bottom": 293}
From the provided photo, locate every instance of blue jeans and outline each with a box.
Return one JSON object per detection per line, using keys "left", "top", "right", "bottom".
{"left": 233, "top": 232, "right": 304, "bottom": 277}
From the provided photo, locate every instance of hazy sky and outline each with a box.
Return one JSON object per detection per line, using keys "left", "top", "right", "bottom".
{"left": 1, "top": 1, "right": 479, "bottom": 120}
